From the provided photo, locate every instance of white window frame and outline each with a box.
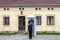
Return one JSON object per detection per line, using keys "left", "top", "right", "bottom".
{"left": 47, "top": 16, "right": 55, "bottom": 25}
{"left": 36, "top": 16, "right": 42, "bottom": 25}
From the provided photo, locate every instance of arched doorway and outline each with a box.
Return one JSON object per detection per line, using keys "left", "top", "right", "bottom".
{"left": 18, "top": 16, "right": 25, "bottom": 31}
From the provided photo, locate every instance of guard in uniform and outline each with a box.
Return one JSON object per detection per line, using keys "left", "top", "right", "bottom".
{"left": 28, "top": 20, "right": 33, "bottom": 39}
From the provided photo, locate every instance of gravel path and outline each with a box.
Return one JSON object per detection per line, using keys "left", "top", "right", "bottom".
{"left": 0, "top": 34, "right": 60, "bottom": 40}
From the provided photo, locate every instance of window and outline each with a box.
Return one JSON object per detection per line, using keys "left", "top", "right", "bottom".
{"left": 39, "top": 8, "right": 41, "bottom": 10}
{"left": 3, "top": 17, "right": 10, "bottom": 25}
{"left": 51, "top": 8, "right": 53, "bottom": 10}
{"left": 35, "top": 8, "right": 38, "bottom": 10}
{"left": 19, "top": 8, "right": 24, "bottom": 10}
{"left": 48, "top": 8, "right": 54, "bottom": 10}
{"left": 4, "top": 8, "right": 6, "bottom": 10}
{"left": 4, "top": 8, "right": 9, "bottom": 10}
{"left": 22, "top": 8, "right": 24, "bottom": 10}
{"left": 35, "top": 8, "right": 41, "bottom": 10}
{"left": 47, "top": 16, "right": 54, "bottom": 25}
{"left": 19, "top": 8, "right": 21, "bottom": 10}
{"left": 48, "top": 8, "right": 50, "bottom": 10}
{"left": 7, "top": 8, "right": 9, "bottom": 10}
{"left": 36, "top": 16, "right": 42, "bottom": 25}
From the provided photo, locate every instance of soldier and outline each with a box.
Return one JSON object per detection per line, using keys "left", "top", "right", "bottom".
{"left": 28, "top": 19, "right": 33, "bottom": 39}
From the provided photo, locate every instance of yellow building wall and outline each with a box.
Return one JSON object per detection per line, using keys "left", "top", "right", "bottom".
{"left": 0, "top": 6, "right": 60, "bottom": 32}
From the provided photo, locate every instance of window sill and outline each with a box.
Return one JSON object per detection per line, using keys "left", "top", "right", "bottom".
{"left": 47, "top": 25, "right": 55, "bottom": 26}
{"left": 36, "top": 25, "right": 42, "bottom": 26}
{"left": 3, "top": 25, "right": 10, "bottom": 26}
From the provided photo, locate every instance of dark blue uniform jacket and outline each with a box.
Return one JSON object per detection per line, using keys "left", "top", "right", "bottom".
{"left": 28, "top": 24, "right": 33, "bottom": 31}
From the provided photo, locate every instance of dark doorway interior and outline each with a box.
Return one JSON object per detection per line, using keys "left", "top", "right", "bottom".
{"left": 18, "top": 16, "right": 25, "bottom": 31}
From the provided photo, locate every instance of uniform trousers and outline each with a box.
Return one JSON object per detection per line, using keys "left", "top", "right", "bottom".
{"left": 29, "top": 31, "right": 32, "bottom": 39}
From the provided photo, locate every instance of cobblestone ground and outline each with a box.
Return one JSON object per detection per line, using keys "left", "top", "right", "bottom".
{"left": 0, "top": 34, "right": 60, "bottom": 40}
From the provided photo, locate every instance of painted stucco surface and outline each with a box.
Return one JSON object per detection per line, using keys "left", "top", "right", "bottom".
{"left": 0, "top": 6, "right": 60, "bottom": 32}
